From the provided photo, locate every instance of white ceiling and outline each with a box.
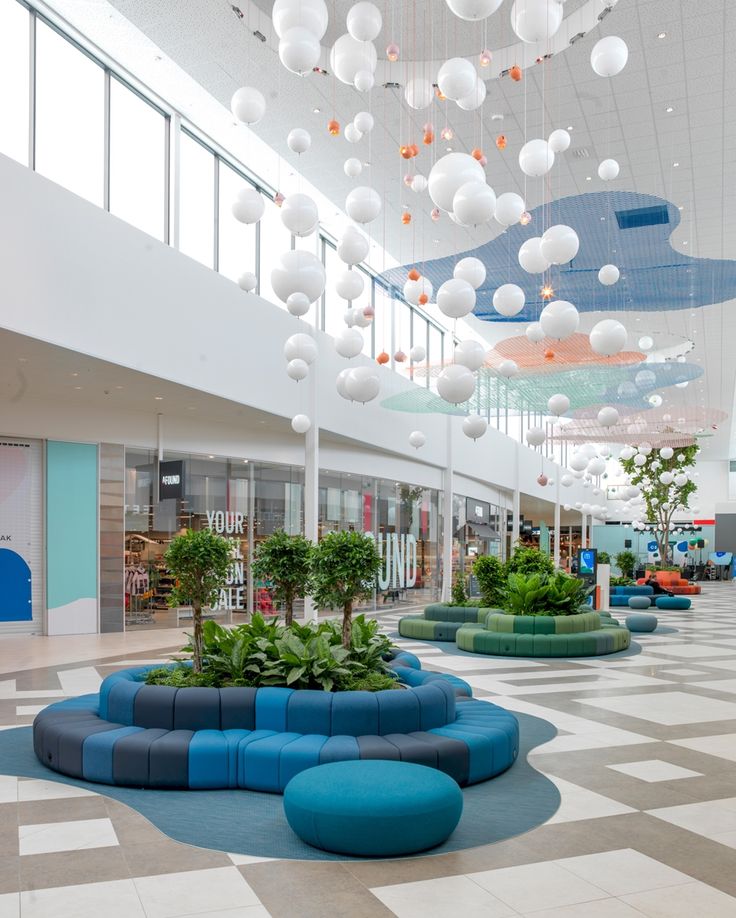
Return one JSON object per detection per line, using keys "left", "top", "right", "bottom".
{"left": 67, "top": 0, "right": 736, "bottom": 459}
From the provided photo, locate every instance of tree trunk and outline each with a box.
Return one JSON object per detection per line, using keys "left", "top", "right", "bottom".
{"left": 192, "top": 602, "right": 203, "bottom": 674}
{"left": 342, "top": 599, "right": 353, "bottom": 649}
{"left": 285, "top": 596, "right": 293, "bottom": 627}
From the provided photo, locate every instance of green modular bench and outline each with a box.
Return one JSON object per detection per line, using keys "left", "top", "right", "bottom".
{"left": 455, "top": 610, "right": 630, "bottom": 657}
{"left": 399, "top": 604, "right": 496, "bottom": 642}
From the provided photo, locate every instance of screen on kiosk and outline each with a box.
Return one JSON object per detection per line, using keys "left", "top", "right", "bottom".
{"left": 579, "top": 549, "right": 596, "bottom": 576}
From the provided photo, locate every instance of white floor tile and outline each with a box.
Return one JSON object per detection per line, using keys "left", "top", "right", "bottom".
{"left": 639, "top": 645, "right": 736, "bottom": 659}
{"left": 371, "top": 875, "right": 517, "bottom": 918}
{"left": 660, "top": 668, "right": 707, "bottom": 676}
{"left": 620, "top": 880, "right": 736, "bottom": 917}
{"left": 0, "top": 893, "right": 19, "bottom": 918}
{"left": 19, "top": 817, "right": 119, "bottom": 856}
{"left": 691, "top": 678, "right": 736, "bottom": 695}
{"left": 0, "top": 776, "right": 17, "bottom": 804}
{"left": 177, "top": 909, "right": 271, "bottom": 918}
{"left": 18, "top": 778, "right": 96, "bottom": 801}
{"left": 606, "top": 760, "right": 702, "bottom": 782}
{"left": 133, "top": 867, "right": 261, "bottom": 918}
{"left": 469, "top": 860, "right": 608, "bottom": 913}
{"left": 57, "top": 666, "right": 102, "bottom": 695}
{"left": 226, "top": 853, "right": 277, "bottom": 866}
{"left": 555, "top": 848, "right": 691, "bottom": 896}
{"left": 519, "top": 899, "right": 647, "bottom": 918}
{"left": 646, "top": 798, "right": 736, "bottom": 840}
{"left": 581, "top": 691, "right": 736, "bottom": 725}
{"left": 668, "top": 732, "right": 736, "bottom": 763}
{"left": 14, "top": 705, "right": 47, "bottom": 716}
{"left": 431, "top": 656, "right": 545, "bottom": 671}
{"left": 20, "top": 879, "right": 146, "bottom": 918}
{"left": 546, "top": 777, "right": 637, "bottom": 824}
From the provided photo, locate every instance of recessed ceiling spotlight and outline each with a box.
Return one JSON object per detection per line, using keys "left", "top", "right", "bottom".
{"left": 682, "top": 241, "right": 688, "bottom": 245}
{"left": 678, "top": 206, "right": 684, "bottom": 211}
{"left": 673, "top": 162, "right": 679, "bottom": 167}
{"left": 312, "top": 107, "right": 321, "bottom": 113}
{"left": 154, "top": 396, "right": 164, "bottom": 400}
{"left": 585, "top": 176, "right": 592, "bottom": 181}
{"left": 657, "top": 31, "right": 667, "bottom": 39}
{"left": 208, "top": 455, "right": 215, "bottom": 459}
{"left": 567, "top": 125, "right": 574, "bottom": 131}
{"left": 666, "top": 106, "right": 674, "bottom": 113}
{"left": 446, "top": 146, "right": 452, "bottom": 151}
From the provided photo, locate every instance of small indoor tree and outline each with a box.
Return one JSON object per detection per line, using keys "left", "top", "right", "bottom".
{"left": 619, "top": 444, "right": 698, "bottom": 567}
{"left": 252, "top": 530, "right": 313, "bottom": 626}
{"left": 506, "top": 544, "right": 555, "bottom": 577}
{"left": 615, "top": 549, "right": 636, "bottom": 579}
{"left": 165, "top": 528, "right": 232, "bottom": 673}
{"left": 311, "top": 530, "right": 382, "bottom": 648}
{"left": 474, "top": 554, "right": 506, "bottom": 608}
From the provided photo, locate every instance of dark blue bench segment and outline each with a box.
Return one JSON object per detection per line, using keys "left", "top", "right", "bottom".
{"left": 33, "top": 662, "right": 519, "bottom": 792}
{"left": 283, "top": 760, "right": 464, "bottom": 856}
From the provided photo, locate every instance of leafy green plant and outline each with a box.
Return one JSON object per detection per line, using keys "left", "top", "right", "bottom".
{"left": 165, "top": 528, "right": 232, "bottom": 673}
{"left": 311, "top": 531, "right": 382, "bottom": 648}
{"left": 451, "top": 572, "right": 468, "bottom": 606}
{"left": 506, "top": 545, "right": 555, "bottom": 578}
{"left": 615, "top": 550, "right": 637, "bottom": 579}
{"left": 596, "top": 551, "right": 611, "bottom": 565}
{"left": 145, "top": 613, "right": 398, "bottom": 692}
{"left": 474, "top": 555, "right": 506, "bottom": 608}
{"left": 610, "top": 575, "right": 635, "bottom": 587}
{"left": 502, "top": 571, "right": 591, "bottom": 616}
{"left": 252, "top": 530, "right": 313, "bottom": 626}
{"left": 544, "top": 572, "right": 590, "bottom": 615}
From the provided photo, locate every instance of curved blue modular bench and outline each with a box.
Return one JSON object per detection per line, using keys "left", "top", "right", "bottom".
{"left": 610, "top": 585, "right": 653, "bottom": 607}
{"left": 33, "top": 661, "right": 519, "bottom": 792}
{"left": 283, "top": 760, "right": 463, "bottom": 856}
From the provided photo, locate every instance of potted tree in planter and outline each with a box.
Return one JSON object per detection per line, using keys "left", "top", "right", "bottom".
{"left": 165, "top": 528, "right": 232, "bottom": 673}
{"left": 252, "top": 530, "right": 313, "bottom": 626}
{"left": 474, "top": 554, "right": 506, "bottom": 608}
{"left": 311, "top": 530, "right": 382, "bottom": 648}
{"left": 615, "top": 549, "right": 636, "bottom": 580}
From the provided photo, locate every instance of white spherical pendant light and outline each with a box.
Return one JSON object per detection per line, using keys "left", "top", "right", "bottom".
{"left": 548, "top": 128, "right": 570, "bottom": 153}
{"left": 569, "top": 453, "right": 588, "bottom": 472}
{"left": 540, "top": 224, "right": 580, "bottom": 265}
{"left": 232, "top": 187, "right": 265, "bottom": 224}
{"left": 638, "top": 336, "right": 654, "bottom": 351}
{"left": 272, "top": 0, "right": 328, "bottom": 39}
{"left": 344, "top": 122, "right": 363, "bottom": 144}
{"left": 278, "top": 27, "right": 321, "bottom": 75}
{"left": 453, "top": 181, "right": 496, "bottom": 225}
{"left": 540, "top": 300, "right": 579, "bottom": 340}
{"left": 591, "top": 35, "right": 629, "bottom": 77}
{"left": 284, "top": 333, "right": 318, "bottom": 364}
{"left": 404, "top": 276, "right": 433, "bottom": 306}
{"left": 336, "top": 368, "right": 352, "bottom": 400}
{"left": 518, "top": 237, "right": 551, "bottom": 274}
{"left": 428, "top": 152, "right": 485, "bottom": 213}
{"left": 437, "top": 277, "right": 476, "bottom": 318}
{"left": 454, "top": 339, "right": 487, "bottom": 371}
{"left": 409, "top": 430, "right": 426, "bottom": 449}
{"left": 454, "top": 257, "right": 486, "bottom": 289}
{"left": 346, "top": 1, "right": 383, "bottom": 41}
{"left": 446, "top": 0, "right": 503, "bottom": 21}
{"left": 635, "top": 369, "right": 656, "bottom": 389}
{"left": 659, "top": 471, "right": 674, "bottom": 486}
{"left": 598, "top": 264, "right": 620, "bottom": 285}
{"left": 463, "top": 414, "right": 488, "bottom": 440}
{"left": 335, "top": 268, "right": 365, "bottom": 301}
{"left": 547, "top": 393, "right": 570, "bottom": 416}
{"left": 353, "top": 111, "right": 374, "bottom": 134}
{"left": 526, "top": 322, "right": 545, "bottom": 343}
{"left": 598, "top": 158, "right": 620, "bottom": 181}
{"left": 410, "top": 344, "right": 426, "bottom": 362}
{"left": 498, "top": 359, "right": 519, "bottom": 378}
{"left": 238, "top": 271, "right": 257, "bottom": 292}
{"left": 354, "top": 69, "right": 374, "bottom": 92}
{"left": 287, "top": 358, "right": 309, "bottom": 381}
{"left": 494, "top": 192, "right": 526, "bottom": 226}
{"left": 280, "top": 193, "right": 319, "bottom": 237}
{"left": 335, "top": 327, "right": 364, "bottom": 358}
{"left": 526, "top": 426, "right": 546, "bottom": 447}
{"left": 457, "top": 78, "right": 487, "bottom": 111}
{"left": 437, "top": 57, "right": 477, "bottom": 101}
{"left": 437, "top": 364, "right": 476, "bottom": 403}
{"left": 291, "top": 413, "right": 312, "bottom": 434}
{"left": 405, "top": 77, "right": 433, "bottom": 110}
{"left": 231, "top": 86, "right": 266, "bottom": 125}
{"left": 511, "top": 0, "right": 563, "bottom": 43}
{"left": 287, "top": 128, "right": 311, "bottom": 154}
{"left": 587, "top": 457, "right": 607, "bottom": 476}
{"left": 411, "top": 174, "right": 428, "bottom": 193}
{"left": 345, "top": 365, "right": 380, "bottom": 403}
{"left": 330, "top": 33, "right": 378, "bottom": 86}
{"left": 286, "top": 292, "right": 311, "bottom": 316}
{"left": 493, "top": 283, "right": 525, "bottom": 317}
{"left": 344, "top": 157, "right": 363, "bottom": 178}
{"left": 659, "top": 446, "right": 674, "bottom": 459}
{"left": 519, "top": 139, "right": 554, "bottom": 177}
{"left": 597, "top": 406, "right": 620, "bottom": 428}
{"left": 589, "top": 319, "right": 627, "bottom": 356}
{"left": 271, "top": 250, "right": 326, "bottom": 304}
{"left": 337, "top": 227, "right": 370, "bottom": 265}
{"left": 345, "top": 186, "right": 381, "bottom": 223}
{"left": 674, "top": 472, "right": 688, "bottom": 487}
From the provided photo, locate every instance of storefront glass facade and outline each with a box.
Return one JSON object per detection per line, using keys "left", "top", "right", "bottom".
{"left": 453, "top": 493, "right": 505, "bottom": 590}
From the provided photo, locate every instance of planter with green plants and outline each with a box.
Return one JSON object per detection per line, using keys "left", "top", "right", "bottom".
{"left": 252, "top": 530, "right": 312, "bottom": 626}
{"left": 615, "top": 550, "right": 637, "bottom": 579}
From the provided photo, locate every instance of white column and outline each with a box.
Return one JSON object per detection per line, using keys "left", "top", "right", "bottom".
{"left": 303, "top": 336, "right": 319, "bottom": 622}
{"left": 247, "top": 461, "right": 255, "bottom": 616}
{"left": 441, "top": 414, "right": 454, "bottom": 603}
{"left": 511, "top": 440, "right": 521, "bottom": 547}
{"left": 581, "top": 512, "right": 588, "bottom": 548}
{"left": 553, "top": 476, "right": 561, "bottom": 569}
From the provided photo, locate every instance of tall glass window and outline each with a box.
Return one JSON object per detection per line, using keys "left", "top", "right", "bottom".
{"left": 395, "top": 299, "right": 412, "bottom": 362}
{"left": 412, "top": 311, "right": 429, "bottom": 386}
{"left": 429, "top": 324, "right": 444, "bottom": 374}
{"left": 373, "top": 282, "right": 393, "bottom": 359}
{"left": 0, "top": 0, "right": 29, "bottom": 166}
{"left": 218, "top": 161, "right": 258, "bottom": 283}
{"left": 35, "top": 21, "right": 104, "bottom": 205}
{"left": 323, "top": 241, "right": 342, "bottom": 337}
{"left": 109, "top": 77, "right": 167, "bottom": 241}
{"left": 179, "top": 130, "right": 215, "bottom": 268}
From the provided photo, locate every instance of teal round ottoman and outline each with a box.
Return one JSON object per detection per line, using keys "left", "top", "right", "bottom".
{"left": 283, "top": 760, "right": 463, "bottom": 857}
{"left": 655, "top": 596, "right": 692, "bottom": 610}
{"left": 625, "top": 612, "right": 658, "bottom": 633}
{"left": 627, "top": 596, "right": 651, "bottom": 610}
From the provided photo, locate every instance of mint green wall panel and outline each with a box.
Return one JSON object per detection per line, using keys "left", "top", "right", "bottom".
{"left": 46, "top": 441, "right": 98, "bottom": 634}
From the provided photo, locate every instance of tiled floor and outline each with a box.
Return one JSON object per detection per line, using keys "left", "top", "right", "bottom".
{"left": 1, "top": 584, "right": 736, "bottom": 916}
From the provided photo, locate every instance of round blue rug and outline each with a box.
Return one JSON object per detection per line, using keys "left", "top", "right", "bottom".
{"left": 0, "top": 711, "right": 558, "bottom": 860}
